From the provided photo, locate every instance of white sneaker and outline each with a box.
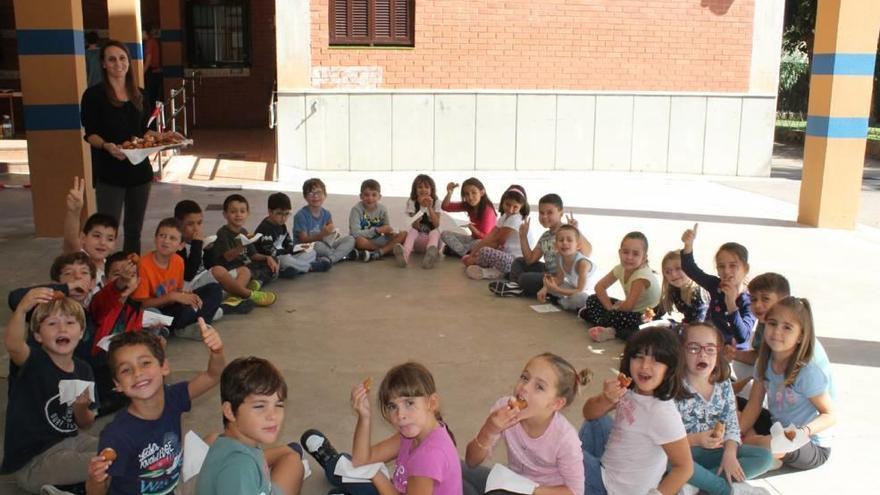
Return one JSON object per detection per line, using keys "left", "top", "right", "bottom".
{"left": 731, "top": 482, "right": 770, "bottom": 495}
{"left": 40, "top": 486, "right": 75, "bottom": 495}
{"left": 482, "top": 267, "right": 503, "bottom": 279}
{"left": 212, "top": 307, "right": 224, "bottom": 322}
{"left": 677, "top": 483, "right": 699, "bottom": 495}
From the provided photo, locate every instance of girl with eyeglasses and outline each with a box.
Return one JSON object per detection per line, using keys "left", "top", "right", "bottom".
{"left": 675, "top": 322, "right": 773, "bottom": 495}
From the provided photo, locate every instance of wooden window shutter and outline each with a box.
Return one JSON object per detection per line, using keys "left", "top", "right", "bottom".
{"left": 330, "top": 0, "right": 414, "bottom": 46}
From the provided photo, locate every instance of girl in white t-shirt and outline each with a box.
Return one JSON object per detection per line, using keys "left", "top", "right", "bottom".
{"left": 580, "top": 231, "right": 661, "bottom": 342}
{"left": 463, "top": 185, "right": 531, "bottom": 280}
{"left": 394, "top": 174, "right": 443, "bottom": 269}
{"left": 579, "top": 327, "right": 693, "bottom": 495}
{"left": 464, "top": 353, "right": 591, "bottom": 495}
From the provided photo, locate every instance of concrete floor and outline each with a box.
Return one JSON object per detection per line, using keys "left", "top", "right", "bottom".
{"left": 0, "top": 160, "right": 877, "bottom": 494}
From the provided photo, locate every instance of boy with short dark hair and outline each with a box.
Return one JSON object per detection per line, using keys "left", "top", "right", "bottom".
{"left": 86, "top": 321, "right": 225, "bottom": 495}
{"left": 195, "top": 357, "right": 305, "bottom": 495}
{"left": 2, "top": 292, "right": 97, "bottom": 493}
{"left": 293, "top": 178, "right": 355, "bottom": 267}
{"left": 348, "top": 179, "right": 407, "bottom": 262}
{"left": 255, "top": 192, "right": 325, "bottom": 276}
{"left": 63, "top": 177, "right": 119, "bottom": 298}
{"left": 212, "top": 194, "right": 278, "bottom": 305}
{"left": 174, "top": 200, "right": 257, "bottom": 313}
{"left": 131, "top": 218, "right": 223, "bottom": 339}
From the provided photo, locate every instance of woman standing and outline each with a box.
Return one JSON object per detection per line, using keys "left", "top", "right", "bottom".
{"left": 80, "top": 39, "right": 157, "bottom": 254}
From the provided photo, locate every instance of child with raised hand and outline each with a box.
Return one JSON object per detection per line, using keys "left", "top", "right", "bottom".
{"left": 2, "top": 291, "right": 97, "bottom": 494}
{"left": 680, "top": 223, "right": 755, "bottom": 349}
{"left": 349, "top": 179, "right": 407, "bottom": 262}
{"left": 196, "top": 356, "right": 305, "bottom": 495}
{"left": 676, "top": 322, "right": 773, "bottom": 495}
{"left": 87, "top": 320, "right": 226, "bottom": 494}
{"left": 579, "top": 327, "right": 693, "bottom": 495}
{"left": 537, "top": 225, "right": 597, "bottom": 311}
{"left": 394, "top": 174, "right": 443, "bottom": 269}
{"left": 63, "top": 176, "right": 118, "bottom": 297}
{"left": 740, "top": 297, "right": 836, "bottom": 471}
{"left": 655, "top": 250, "right": 708, "bottom": 325}
{"left": 302, "top": 362, "right": 461, "bottom": 495}
{"left": 463, "top": 185, "right": 532, "bottom": 280}
{"left": 464, "top": 353, "right": 590, "bottom": 495}
{"left": 580, "top": 231, "right": 661, "bottom": 342}
{"left": 440, "top": 178, "right": 496, "bottom": 257}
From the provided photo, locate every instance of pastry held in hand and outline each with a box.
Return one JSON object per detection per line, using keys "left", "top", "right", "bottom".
{"left": 484, "top": 463, "right": 538, "bottom": 494}
{"left": 333, "top": 456, "right": 390, "bottom": 483}
{"left": 617, "top": 373, "right": 632, "bottom": 388}
{"left": 362, "top": 377, "right": 373, "bottom": 393}
{"left": 100, "top": 447, "right": 117, "bottom": 462}
{"left": 712, "top": 421, "right": 725, "bottom": 438}
{"left": 508, "top": 396, "right": 528, "bottom": 410}
{"left": 769, "top": 422, "right": 810, "bottom": 454}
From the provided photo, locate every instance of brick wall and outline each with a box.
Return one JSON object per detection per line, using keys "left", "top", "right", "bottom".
{"left": 310, "top": 0, "right": 755, "bottom": 91}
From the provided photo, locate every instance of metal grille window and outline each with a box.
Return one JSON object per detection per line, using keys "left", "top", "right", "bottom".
{"left": 330, "top": 0, "right": 414, "bottom": 46}
{"left": 186, "top": 0, "right": 250, "bottom": 67}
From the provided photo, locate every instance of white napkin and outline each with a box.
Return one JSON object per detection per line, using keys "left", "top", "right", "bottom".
{"left": 182, "top": 431, "right": 210, "bottom": 482}
{"left": 484, "top": 464, "right": 538, "bottom": 494}
{"left": 769, "top": 422, "right": 811, "bottom": 454}
{"left": 96, "top": 334, "right": 115, "bottom": 352}
{"left": 202, "top": 235, "right": 217, "bottom": 249}
{"left": 293, "top": 243, "right": 314, "bottom": 254}
{"left": 121, "top": 139, "right": 193, "bottom": 164}
{"left": 143, "top": 311, "right": 174, "bottom": 327}
{"left": 530, "top": 304, "right": 561, "bottom": 313}
{"left": 237, "top": 232, "right": 263, "bottom": 246}
{"left": 58, "top": 379, "right": 95, "bottom": 405}
{"left": 333, "top": 456, "right": 390, "bottom": 483}
{"left": 302, "top": 458, "right": 312, "bottom": 479}
{"left": 402, "top": 209, "right": 427, "bottom": 230}
{"left": 451, "top": 216, "right": 471, "bottom": 228}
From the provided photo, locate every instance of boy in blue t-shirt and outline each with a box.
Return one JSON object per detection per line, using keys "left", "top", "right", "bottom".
{"left": 196, "top": 356, "right": 305, "bottom": 495}
{"left": 86, "top": 319, "right": 225, "bottom": 495}
{"left": 292, "top": 178, "right": 355, "bottom": 267}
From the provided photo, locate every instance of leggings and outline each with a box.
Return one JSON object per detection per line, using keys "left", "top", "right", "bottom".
{"left": 96, "top": 180, "right": 151, "bottom": 254}
{"left": 403, "top": 228, "right": 441, "bottom": 260}
{"left": 688, "top": 445, "right": 774, "bottom": 495}
{"left": 474, "top": 247, "right": 516, "bottom": 273}
{"left": 579, "top": 294, "right": 643, "bottom": 341}
{"left": 440, "top": 231, "right": 477, "bottom": 257}
{"left": 511, "top": 258, "right": 546, "bottom": 296}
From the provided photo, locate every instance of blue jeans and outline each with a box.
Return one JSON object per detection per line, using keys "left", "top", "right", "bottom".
{"left": 162, "top": 283, "right": 223, "bottom": 330}
{"left": 579, "top": 416, "right": 612, "bottom": 495}
{"left": 324, "top": 454, "right": 379, "bottom": 495}
{"left": 688, "top": 445, "right": 774, "bottom": 495}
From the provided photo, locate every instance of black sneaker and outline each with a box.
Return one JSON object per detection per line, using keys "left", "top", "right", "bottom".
{"left": 310, "top": 257, "right": 333, "bottom": 272}
{"left": 221, "top": 296, "right": 256, "bottom": 315}
{"left": 359, "top": 250, "right": 373, "bottom": 262}
{"left": 347, "top": 249, "right": 360, "bottom": 261}
{"left": 279, "top": 266, "right": 300, "bottom": 279}
{"left": 489, "top": 280, "right": 523, "bottom": 297}
{"left": 301, "top": 429, "right": 339, "bottom": 470}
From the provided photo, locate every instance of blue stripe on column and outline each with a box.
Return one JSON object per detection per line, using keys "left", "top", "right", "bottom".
{"left": 806, "top": 116, "right": 869, "bottom": 139}
{"left": 812, "top": 53, "right": 877, "bottom": 76}
{"left": 164, "top": 65, "right": 184, "bottom": 78}
{"left": 17, "top": 29, "right": 85, "bottom": 55}
{"left": 24, "top": 104, "right": 82, "bottom": 131}
{"left": 125, "top": 42, "right": 144, "bottom": 60}
{"left": 161, "top": 29, "right": 183, "bottom": 42}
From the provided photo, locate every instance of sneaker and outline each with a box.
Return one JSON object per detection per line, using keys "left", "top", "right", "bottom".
{"left": 393, "top": 244, "right": 407, "bottom": 267}
{"left": 247, "top": 279, "right": 262, "bottom": 291}
{"left": 465, "top": 265, "right": 484, "bottom": 279}
{"left": 359, "top": 249, "right": 373, "bottom": 263}
{"left": 731, "top": 483, "right": 771, "bottom": 495}
{"left": 279, "top": 266, "right": 300, "bottom": 279}
{"left": 370, "top": 250, "right": 381, "bottom": 261}
{"left": 588, "top": 326, "right": 616, "bottom": 343}
{"left": 175, "top": 323, "right": 203, "bottom": 341}
{"left": 249, "top": 290, "right": 277, "bottom": 307}
{"left": 489, "top": 280, "right": 523, "bottom": 297}
{"left": 212, "top": 307, "right": 224, "bottom": 322}
{"left": 677, "top": 484, "right": 699, "bottom": 495}
{"left": 300, "top": 429, "right": 340, "bottom": 471}
{"left": 347, "top": 249, "right": 360, "bottom": 261}
{"left": 310, "top": 257, "right": 332, "bottom": 272}
{"left": 422, "top": 246, "right": 439, "bottom": 269}
{"left": 221, "top": 296, "right": 255, "bottom": 315}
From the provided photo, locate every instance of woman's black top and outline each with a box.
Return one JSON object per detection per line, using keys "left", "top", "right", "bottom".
{"left": 80, "top": 83, "right": 152, "bottom": 187}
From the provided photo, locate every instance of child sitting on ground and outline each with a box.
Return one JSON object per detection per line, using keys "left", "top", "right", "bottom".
{"left": 293, "top": 178, "right": 354, "bottom": 268}
{"left": 464, "top": 353, "right": 589, "bottom": 495}
{"left": 739, "top": 297, "right": 836, "bottom": 471}
{"left": 86, "top": 322, "right": 225, "bottom": 494}
{"left": 196, "top": 356, "right": 305, "bottom": 495}
{"left": 132, "top": 218, "right": 223, "bottom": 339}
{"left": 537, "top": 225, "right": 597, "bottom": 311}
{"left": 579, "top": 327, "right": 693, "bottom": 495}
{"left": 255, "top": 192, "right": 320, "bottom": 275}
{"left": 491, "top": 194, "right": 591, "bottom": 297}
{"left": 675, "top": 322, "right": 773, "bottom": 495}
{"left": 680, "top": 224, "right": 755, "bottom": 349}
{"left": 2, "top": 291, "right": 97, "bottom": 494}
{"left": 213, "top": 194, "right": 280, "bottom": 297}
{"left": 174, "top": 200, "right": 259, "bottom": 313}
{"left": 580, "top": 231, "right": 661, "bottom": 342}
{"left": 302, "top": 362, "right": 461, "bottom": 495}
{"left": 348, "top": 179, "right": 406, "bottom": 262}
{"left": 654, "top": 250, "right": 708, "bottom": 325}
{"left": 463, "top": 185, "right": 533, "bottom": 280}
{"left": 440, "top": 178, "right": 496, "bottom": 258}
{"left": 63, "top": 176, "right": 118, "bottom": 298}
{"left": 393, "top": 174, "right": 443, "bottom": 269}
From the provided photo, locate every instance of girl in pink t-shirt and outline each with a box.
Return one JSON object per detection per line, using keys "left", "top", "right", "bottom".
{"left": 464, "top": 353, "right": 590, "bottom": 495}
{"left": 302, "top": 362, "right": 461, "bottom": 495}
{"left": 440, "top": 177, "right": 497, "bottom": 258}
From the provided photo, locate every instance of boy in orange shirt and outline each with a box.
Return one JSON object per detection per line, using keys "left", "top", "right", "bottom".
{"left": 132, "top": 218, "right": 223, "bottom": 339}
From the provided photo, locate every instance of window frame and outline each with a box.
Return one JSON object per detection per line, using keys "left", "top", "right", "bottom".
{"left": 329, "top": 0, "right": 415, "bottom": 47}
{"left": 185, "top": 0, "right": 252, "bottom": 69}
